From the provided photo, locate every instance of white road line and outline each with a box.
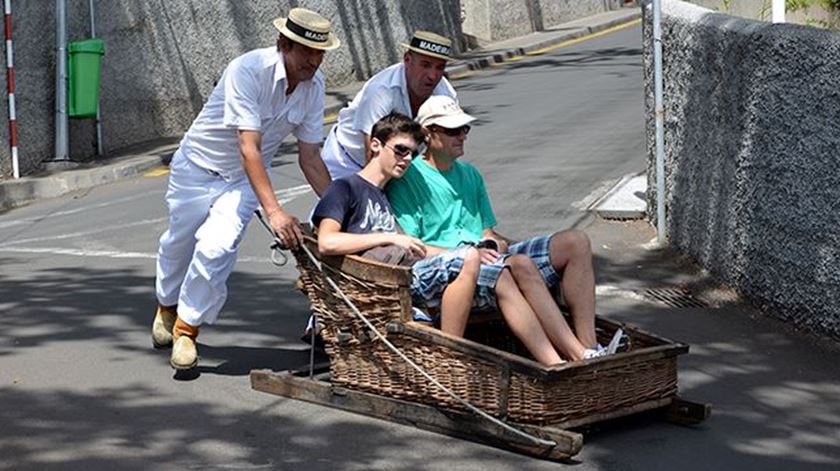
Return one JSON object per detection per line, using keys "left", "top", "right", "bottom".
{"left": 0, "top": 190, "right": 311, "bottom": 261}
{"left": 0, "top": 189, "right": 312, "bottom": 245}
{"left": 0, "top": 217, "right": 168, "bottom": 246}
{"left": 0, "top": 184, "right": 312, "bottom": 231}
{"left": 0, "top": 192, "right": 163, "bottom": 229}
{"left": 274, "top": 184, "right": 312, "bottom": 199}
{"left": 0, "top": 246, "right": 273, "bottom": 264}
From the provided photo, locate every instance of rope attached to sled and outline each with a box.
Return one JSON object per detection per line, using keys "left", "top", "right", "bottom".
{"left": 255, "top": 209, "right": 555, "bottom": 447}
{"left": 296, "top": 242, "right": 557, "bottom": 448}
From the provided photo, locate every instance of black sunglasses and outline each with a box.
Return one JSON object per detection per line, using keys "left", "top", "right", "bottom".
{"left": 384, "top": 143, "right": 420, "bottom": 158}
{"left": 433, "top": 125, "right": 471, "bottom": 136}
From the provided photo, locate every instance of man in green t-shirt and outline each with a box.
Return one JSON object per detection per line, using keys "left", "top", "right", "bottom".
{"left": 387, "top": 96, "right": 612, "bottom": 360}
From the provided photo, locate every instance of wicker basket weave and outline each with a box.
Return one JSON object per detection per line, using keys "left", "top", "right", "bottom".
{"left": 293, "top": 235, "right": 687, "bottom": 427}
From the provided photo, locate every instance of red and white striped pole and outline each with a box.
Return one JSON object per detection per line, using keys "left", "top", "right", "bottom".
{"left": 4, "top": 0, "right": 19, "bottom": 178}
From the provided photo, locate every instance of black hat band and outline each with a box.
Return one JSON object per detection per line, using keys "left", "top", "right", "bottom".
{"left": 285, "top": 18, "right": 328, "bottom": 43}
{"left": 410, "top": 37, "right": 450, "bottom": 57}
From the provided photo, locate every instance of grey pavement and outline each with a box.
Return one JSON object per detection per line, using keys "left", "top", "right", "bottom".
{"left": 0, "top": 7, "right": 640, "bottom": 214}
{"left": 2, "top": 11, "right": 839, "bottom": 471}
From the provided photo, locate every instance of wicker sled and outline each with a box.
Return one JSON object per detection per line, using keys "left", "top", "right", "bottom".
{"left": 251, "top": 233, "right": 709, "bottom": 461}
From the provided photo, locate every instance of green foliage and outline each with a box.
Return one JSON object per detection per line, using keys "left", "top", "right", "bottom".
{"left": 785, "top": 0, "right": 840, "bottom": 11}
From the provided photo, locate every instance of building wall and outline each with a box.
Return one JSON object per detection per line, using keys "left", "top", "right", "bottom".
{"left": 0, "top": 0, "right": 462, "bottom": 177}
{"left": 461, "top": 0, "right": 616, "bottom": 44}
{"left": 643, "top": 0, "right": 840, "bottom": 339}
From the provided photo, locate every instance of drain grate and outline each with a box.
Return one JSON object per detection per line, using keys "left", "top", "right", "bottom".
{"left": 639, "top": 287, "right": 707, "bottom": 308}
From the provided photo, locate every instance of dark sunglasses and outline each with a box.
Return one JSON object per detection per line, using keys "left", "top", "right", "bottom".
{"left": 433, "top": 125, "right": 471, "bottom": 136}
{"left": 385, "top": 143, "right": 420, "bottom": 158}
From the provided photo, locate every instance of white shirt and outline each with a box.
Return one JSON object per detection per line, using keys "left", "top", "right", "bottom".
{"left": 331, "top": 63, "right": 457, "bottom": 166}
{"left": 179, "top": 47, "right": 325, "bottom": 181}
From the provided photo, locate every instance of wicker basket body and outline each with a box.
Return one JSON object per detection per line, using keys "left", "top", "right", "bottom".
{"left": 294, "top": 238, "right": 686, "bottom": 427}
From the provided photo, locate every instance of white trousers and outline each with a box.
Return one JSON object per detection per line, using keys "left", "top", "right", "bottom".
{"left": 155, "top": 150, "right": 258, "bottom": 326}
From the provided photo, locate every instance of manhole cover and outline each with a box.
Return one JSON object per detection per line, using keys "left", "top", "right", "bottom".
{"left": 640, "top": 287, "right": 707, "bottom": 308}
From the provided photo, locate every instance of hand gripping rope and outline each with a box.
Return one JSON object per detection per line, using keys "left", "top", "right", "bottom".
{"left": 254, "top": 210, "right": 557, "bottom": 449}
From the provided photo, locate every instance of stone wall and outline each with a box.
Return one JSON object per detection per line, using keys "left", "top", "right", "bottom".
{"left": 0, "top": 0, "right": 462, "bottom": 177}
{"left": 461, "top": 0, "right": 617, "bottom": 44}
{"left": 643, "top": 0, "right": 840, "bottom": 339}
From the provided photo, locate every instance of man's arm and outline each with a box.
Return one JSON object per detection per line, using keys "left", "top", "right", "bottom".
{"left": 362, "top": 133, "right": 372, "bottom": 166}
{"left": 239, "top": 130, "right": 302, "bottom": 247}
{"left": 318, "top": 219, "right": 425, "bottom": 257}
{"left": 298, "top": 141, "right": 331, "bottom": 197}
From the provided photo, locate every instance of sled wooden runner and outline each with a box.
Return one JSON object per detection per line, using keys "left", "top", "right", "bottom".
{"left": 251, "top": 364, "right": 583, "bottom": 460}
{"left": 250, "top": 365, "right": 709, "bottom": 461}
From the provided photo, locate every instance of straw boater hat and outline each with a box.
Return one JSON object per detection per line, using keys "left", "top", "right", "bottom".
{"left": 273, "top": 8, "right": 340, "bottom": 50}
{"left": 401, "top": 31, "right": 452, "bottom": 61}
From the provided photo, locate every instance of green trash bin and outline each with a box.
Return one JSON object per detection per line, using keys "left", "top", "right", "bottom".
{"left": 68, "top": 38, "right": 105, "bottom": 119}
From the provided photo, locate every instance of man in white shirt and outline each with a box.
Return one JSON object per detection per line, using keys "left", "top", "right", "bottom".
{"left": 299, "top": 31, "right": 457, "bottom": 345}
{"left": 320, "top": 30, "right": 457, "bottom": 181}
{"left": 152, "top": 8, "right": 339, "bottom": 370}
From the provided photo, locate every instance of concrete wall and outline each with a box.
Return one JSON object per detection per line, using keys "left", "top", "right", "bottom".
{"left": 0, "top": 0, "right": 462, "bottom": 178}
{"left": 461, "top": 0, "right": 616, "bottom": 44}
{"left": 643, "top": 0, "right": 840, "bottom": 339}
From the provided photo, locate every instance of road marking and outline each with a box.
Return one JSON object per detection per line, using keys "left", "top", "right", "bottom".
{"left": 0, "top": 192, "right": 163, "bottom": 229}
{"left": 0, "top": 246, "right": 272, "bottom": 264}
{"left": 144, "top": 167, "right": 170, "bottom": 177}
{"left": 274, "top": 184, "right": 312, "bottom": 199}
{"left": 525, "top": 19, "right": 641, "bottom": 56}
{"left": 0, "top": 217, "right": 168, "bottom": 246}
{"left": 0, "top": 188, "right": 311, "bottom": 257}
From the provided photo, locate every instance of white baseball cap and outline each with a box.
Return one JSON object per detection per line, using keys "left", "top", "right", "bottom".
{"left": 416, "top": 96, "right": 475, "bottom": 129}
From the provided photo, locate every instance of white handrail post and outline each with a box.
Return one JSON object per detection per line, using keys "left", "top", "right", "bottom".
{"left": 89, "top": 0, "right": 103, "bottom": 156}
{"left": 653, "top": 0, "right": 666, "bottom": 245}
{"left": 55, "top": 0, "right": 69, "bottom": 161}
{"left": 772, "top": 0, "right": 786, "bottom": 23}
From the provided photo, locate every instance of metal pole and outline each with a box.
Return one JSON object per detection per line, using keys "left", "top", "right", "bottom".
{"left": 5, "top": 0, "right": 19, "bottom": 178}
{"left": 772, "top": 0, "right": 785, "bottom": 23}
{"left": 55, "top": 0, "right": 69, "bottom": 161}
{"left": 89, "top": 0, "right": 102, "bottom": 156}
{"left": 653, "top": 0, "right": 666, "bottom": 245}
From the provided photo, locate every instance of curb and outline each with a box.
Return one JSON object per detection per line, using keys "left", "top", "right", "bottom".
{"left": 0, "top": 153, "right": 171, "bottom": 213}
{"left": 0, "top": 9, "right": 642, "bottom": 214}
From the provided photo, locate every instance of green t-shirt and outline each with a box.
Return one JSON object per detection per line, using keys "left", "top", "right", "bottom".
{"left": 386, "top": 157, "right": 497, "bottom": 249}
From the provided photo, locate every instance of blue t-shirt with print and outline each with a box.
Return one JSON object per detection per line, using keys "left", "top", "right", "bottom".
{"left": 313, "top": 174, "right": 398, "bottom": 234}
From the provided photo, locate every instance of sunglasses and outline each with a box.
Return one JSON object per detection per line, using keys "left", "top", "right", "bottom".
{"left": 384, "top": 143, "right": 420, "bottom": 158}
{"left": 432, "top": 125, "right": 471, "bottom": 137}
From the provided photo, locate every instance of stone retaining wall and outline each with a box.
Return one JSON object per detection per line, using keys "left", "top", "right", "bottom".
{"left": 643, "top": 0, "right": 840, "bottom": 339}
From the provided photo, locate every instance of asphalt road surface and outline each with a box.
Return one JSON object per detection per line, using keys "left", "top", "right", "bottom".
{"left": 3, "top": 23, "right": 838, "bottom": 470}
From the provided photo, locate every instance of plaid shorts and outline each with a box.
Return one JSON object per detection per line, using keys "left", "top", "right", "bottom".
{"left": 410, "top": 246, "right": 470, "bottom": 315}
{"left": 473, "top": 234, "right": 561, "bottom": 310}
{"left": 508, "top": 234, "right": 561, "bottom": 289}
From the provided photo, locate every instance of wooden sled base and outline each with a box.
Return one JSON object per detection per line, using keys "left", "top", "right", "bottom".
{"left": 250, "top": 366, "right": 710, "bottom": 462}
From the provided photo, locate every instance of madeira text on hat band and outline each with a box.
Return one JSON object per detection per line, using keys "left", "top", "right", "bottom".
{"left": 410, "top": 37, "right": 450, "bottom": 57}
{"left": 285, "top": 17, "right": 328, "bottom": 43}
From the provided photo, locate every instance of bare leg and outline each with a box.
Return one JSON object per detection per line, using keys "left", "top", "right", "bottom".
{"left": 440, "top": 248, "right": 480, "bottom": 337}
{"left": 548, "top": 230, "right": 598, "bottom": 348}
{"left": 494, "top": 270, "right": 563, "bottom": 366}
{"left": 507, "top": 254, "right": 588, "bottom": 360}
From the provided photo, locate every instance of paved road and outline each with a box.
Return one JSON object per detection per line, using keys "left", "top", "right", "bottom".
{"left": 3, "top": 23, "right": 838, "bottom": 470}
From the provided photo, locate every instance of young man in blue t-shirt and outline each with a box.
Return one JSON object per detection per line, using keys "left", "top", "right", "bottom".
{"left": 312, "top": 112, "right": 480, "bottom": 337}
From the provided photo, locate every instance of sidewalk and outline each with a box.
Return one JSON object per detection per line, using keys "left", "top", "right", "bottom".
{"left": 0, "top": 7, "right": 641, "bottom": 213}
